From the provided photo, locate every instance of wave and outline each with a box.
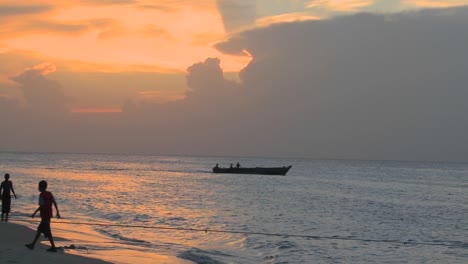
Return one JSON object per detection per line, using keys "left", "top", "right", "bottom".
{"left": 96, "top": 228, "right": 150, "bottom": 244}
{"left": 178, "top": 248, "right": 227, "bottom": 264}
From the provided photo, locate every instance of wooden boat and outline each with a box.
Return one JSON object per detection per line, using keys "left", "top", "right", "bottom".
{"left": 212, "top": 165, "right": 292, "bottom": 175}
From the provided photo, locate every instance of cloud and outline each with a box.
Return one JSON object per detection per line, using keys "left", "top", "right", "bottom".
{"left": 137, "top": 4, "right": 178, "bottom": 12}
{"left": 0, "top": 15, "right": 119, "bottom": 38}
{"left": 71, "top": 107, "right": 122, "bottom": 113}
{"left": 15, "top": 18, "right": 118, "bottom": 35}
{"left": 78, "top": 0, "right": 136, "bottom": 5}
{"left": 215, "top": 0, "right": 387, "bottom": 33}
{"left": 185, "top": 58, "right": 239, "bottom": 98}
{"left": 0, "top": 61, "right": 70, "bottom": 151}
{"left": 216, "top": 0, "right": 257, "bottom": 32}
{"left": 20, "top": 21, "right": 89, "bottom": 34}
{"left": 140, "top": 24, "right": 172, "bottom": 39}
{"left": 96, "top": 20, "right": 127, "bottom": 39}
{"left": 0, "top": 54, "right": 190, "bottom": 154}
{"left": 210, "top": 6, "right": 468, "bottom": 161}
{"left": 216, "top": 0, "right": 318, "bottom": 32}
{"left": 0, "top": 95, "right": 22, "bottom": 133}
{"left": 306, "top": 0, "right": 374, "bottom": 11}
{"left": 0, "top": 4, "right": 52, "bottom": 17}
{"left": 403, "top": 0, "right": 468, "bottom": 8}
{"left": 255, "top": 12, "right": 320, "bottom": 27}
{"left": 27, "top": 62, "right": 57, "bottom": 75}
{"left": 118, "top": 57, "right": 244, "bottom": 156}
{"left": 10, "top": 62, "right": 68, "bottom": 114}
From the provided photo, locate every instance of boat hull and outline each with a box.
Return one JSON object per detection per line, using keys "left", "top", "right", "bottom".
{"left": 212, "top": 166, "right": 292, "bottom": 176}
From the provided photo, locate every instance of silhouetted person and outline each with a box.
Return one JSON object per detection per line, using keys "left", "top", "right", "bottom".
{"left": 215, "top": 163, "right": 219, "bottom": 168}
{"left": 25, "top": 180, "right": 61, "bottom": 252}
{"left": 230, "top": 163, "right": 233, "bottom": 169}
{"left": 0, "top": 173, "right": 17, "bottom": 222}
{"left": 236, "top": 162, "right": 241, "bottom": 168}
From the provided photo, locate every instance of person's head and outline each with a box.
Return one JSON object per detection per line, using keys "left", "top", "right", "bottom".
{"left": 38, "top": 180, "right": 48, "bottom": 192}
{"left": 4, "top": 173, "right": 9, "bottom": 180}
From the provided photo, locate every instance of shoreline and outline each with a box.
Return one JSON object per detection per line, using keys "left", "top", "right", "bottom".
{"left": 0, "top": 221, "right": 112, "bottom": 264}
{"left": 2, "top": 220, "right": 193, "bottom": 264}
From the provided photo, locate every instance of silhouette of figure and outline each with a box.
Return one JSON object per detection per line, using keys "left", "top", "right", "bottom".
{"left": 230, "top": 163, "right": 233, "bottom": 169}
{"left": 215, "top": 163, "right": 219, "bottom": 168}
{"left": 1, "top": 173, "right": 17, "bottom": 222}
{"left": 236, "top": 162, "right": 241, "bottom": 168}
{"left": 25, "top": 180, "right": 61, "bottom": 252}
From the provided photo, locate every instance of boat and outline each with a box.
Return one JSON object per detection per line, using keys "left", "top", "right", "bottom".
{"left": 212, "top": 165, "right": 292, "bottom": 175}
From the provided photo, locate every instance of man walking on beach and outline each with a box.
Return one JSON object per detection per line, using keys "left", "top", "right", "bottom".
{"left": 0, "top": 173, "right": 17, "bottom": 222}
{"left": 25, "top": 180, "right": 61, "bottom": 252}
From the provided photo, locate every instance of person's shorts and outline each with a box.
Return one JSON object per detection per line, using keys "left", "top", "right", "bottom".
{"left": 38, "top": 218, "right": 52, "bottom": 238}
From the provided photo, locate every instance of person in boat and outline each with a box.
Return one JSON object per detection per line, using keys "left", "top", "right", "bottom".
{"left": 236, "top": 162, "right": 241, "bottom": 168}
{"left": 230, "top": 164, "right": 233, "bottom": 168}
{"left": 215, "top": 163, "right": 219, "bottom": 168}
{"left": 1, "top": 173, "right": 17, "bottom": 222}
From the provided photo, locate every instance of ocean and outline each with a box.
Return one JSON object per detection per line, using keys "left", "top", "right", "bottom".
{"left": 0, "top": 152, "right": 467, "bottom": 263}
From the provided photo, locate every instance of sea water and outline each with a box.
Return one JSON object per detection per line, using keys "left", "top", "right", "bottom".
{"left": 0, "top": 152, "right": 467, "bottom": 263}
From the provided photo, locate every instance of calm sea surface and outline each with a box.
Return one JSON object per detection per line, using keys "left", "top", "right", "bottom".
{"left": 0, "top": 152, "right": 467, "bottom": 263}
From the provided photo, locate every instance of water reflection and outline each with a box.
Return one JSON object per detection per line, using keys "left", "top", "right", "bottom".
{"left": 2, "top": 153, "right": 467, "bottom": 264}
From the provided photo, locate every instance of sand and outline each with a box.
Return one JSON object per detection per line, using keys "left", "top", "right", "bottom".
{"left": 0, "top": 220, "right": 193, "bottom": 264}
{"left": 0, "top": 221, "right": 112, "bottom": 264}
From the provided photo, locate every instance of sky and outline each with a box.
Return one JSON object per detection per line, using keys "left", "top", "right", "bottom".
{"left": 1, "top": 0, "right": 468, "bottom": 162}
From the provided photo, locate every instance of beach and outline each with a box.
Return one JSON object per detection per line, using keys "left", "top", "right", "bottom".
{"left": 0, "top": 222, "right": 111, "bottom": 264}
{"left": 1, "top": 221, "right": 193, "bottom": 264}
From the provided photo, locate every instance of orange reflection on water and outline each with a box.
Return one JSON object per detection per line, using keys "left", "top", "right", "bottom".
{"left": 16, "top": 163, "right": 238, "bottom": 263}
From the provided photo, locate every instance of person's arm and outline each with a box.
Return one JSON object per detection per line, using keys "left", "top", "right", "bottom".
{"left": 11, "top": 182, "right": 16, "bottom": 199}
{"left": 53, "top": 200, "right": 61, "bottom": 218}
{"left": 31, "top": 207, "right": 40, "bottom": 218}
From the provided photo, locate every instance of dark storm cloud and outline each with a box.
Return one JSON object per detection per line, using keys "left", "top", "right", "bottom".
{"left": 211, "top": 6, "right": 468, "bottom": 161}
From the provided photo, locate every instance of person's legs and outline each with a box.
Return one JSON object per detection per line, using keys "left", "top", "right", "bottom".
{"left": 25, "top": 231, "right": 41, "bottom": 249}
{"left": 1, "top": 199, "right": 5, "bottom": 222}
{"left": 46, "top": 228, "right": 57, "bottom": 251}
{"left": 47, "top": 235, "right": 57, "bottom": 252}
{"left": 2, "top": 196, "right": 11, "bottom": 222}
{"left": 27, "top": 219, "right": 56, "bottom": 252}
{"left": 26, "top": 219, "right": 48, "bottom": 250}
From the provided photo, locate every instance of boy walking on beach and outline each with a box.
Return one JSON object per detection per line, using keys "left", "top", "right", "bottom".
{"left": 1, "top": 173, "right": 17, "bottom": 222}
{"left": 25, "top": 180, "right": 61, "bottom": 252}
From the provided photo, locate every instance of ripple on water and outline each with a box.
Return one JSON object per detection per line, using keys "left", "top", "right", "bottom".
{"left": 178, "top": 248, "right": 226, "bottom": 264}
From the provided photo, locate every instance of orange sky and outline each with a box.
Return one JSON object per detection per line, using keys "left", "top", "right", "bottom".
{"left": 0, "top": 1, "right": 249, "bottom": 72}
{"left": 3, "top": 1, "right": 465, "bottom": 73}
{"left": 1, "top": 0, "right": 467, "bottom": 111}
